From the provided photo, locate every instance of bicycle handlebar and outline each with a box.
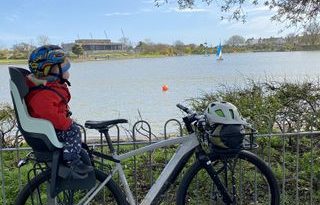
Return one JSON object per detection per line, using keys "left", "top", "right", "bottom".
{"left": 176, "top": 103, "right": 255, "bottom": 135}
{"left": 176, "top": 103, "right": 193, "bottom": 114}
{"left": 176, "top": 103, "right": 205, "bottom": 134}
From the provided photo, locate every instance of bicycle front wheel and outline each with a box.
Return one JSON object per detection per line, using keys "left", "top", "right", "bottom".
{"left": 176, "top": 150, "right": 280, "bottom": 205}
{"left": 15, "top": 169, "right": 129, "bottom": 205}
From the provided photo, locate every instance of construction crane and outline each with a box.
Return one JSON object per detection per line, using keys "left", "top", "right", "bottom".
{"left": 104, "top": 30, "right": 108, "bottom": 40}
{"left": 121, "top": 28, "right": 127, "bottom": 51}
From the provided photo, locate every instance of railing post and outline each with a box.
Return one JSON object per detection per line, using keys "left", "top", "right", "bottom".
{"left": 164, "top": 119, "right": 183, "bottom": 138}
{"left": 163, "top": 119, "right": 182, "bottom": 203}
{"left": 163, "top": 119, "right": 182, "bottom": 162}
{"left": 14, "top": 130, "right": 22, "bottom": 192}
{"left": 0, "top": 130, "right": 6, "bottom": 205}
{"left": 295, "top": 134, "right": 300, "bottom": 204}
{"left": 132, "top": 120, "right": 152, "bottom": 202}
{"left": 310, "top": 135, "right": 314, "bottom": 204}
{"left": 281, "top": 120, "right": 286, "bottom": 205}
{"left": 132, "top": 122, "right": 138, "bottom": 203}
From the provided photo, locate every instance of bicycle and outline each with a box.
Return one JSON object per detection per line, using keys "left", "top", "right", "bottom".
{"left": 10, "top": 66, "right": 280, "bottom": 205}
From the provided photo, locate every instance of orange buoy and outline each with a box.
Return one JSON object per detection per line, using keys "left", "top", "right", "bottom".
{"left": 162, "top": 85, "right": 169, "bottom": 92}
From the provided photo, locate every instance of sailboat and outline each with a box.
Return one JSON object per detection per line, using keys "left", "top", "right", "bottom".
{"left": 216, "top": 42, "right": 223, "bottom": 60}
{"left": 204, "top": 42, "right": 209, "bottom": 56}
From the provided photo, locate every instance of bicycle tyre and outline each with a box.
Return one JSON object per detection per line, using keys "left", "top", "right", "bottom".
{"left": 176, "top": 150, "right": 280, "bottom": 205}
{"left": 15, "top": 168, "right": 129, "bottom": 205}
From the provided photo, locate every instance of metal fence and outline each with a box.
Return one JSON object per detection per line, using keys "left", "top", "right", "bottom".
{"left": 0, "top": 119, "right": 320, "bottom": 204}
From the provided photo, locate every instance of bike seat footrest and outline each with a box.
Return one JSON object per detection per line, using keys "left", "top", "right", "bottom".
{"left": 85, "top": 119, "right": 128, "bottom": 130}
{"left": 58, "top": 164, "right": 89, "bottom": 179}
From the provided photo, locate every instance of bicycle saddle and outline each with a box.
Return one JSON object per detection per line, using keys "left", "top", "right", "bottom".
{"left": 85, "top": 119, "right": 128, "bottom": 130}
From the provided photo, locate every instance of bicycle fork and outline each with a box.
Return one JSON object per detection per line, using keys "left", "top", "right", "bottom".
{"left": 197, "top": 153, "right": 233, "bottom": 205}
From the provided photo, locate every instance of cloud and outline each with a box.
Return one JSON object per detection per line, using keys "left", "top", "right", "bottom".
{"left": 245, "top": 6, "right": 270, "bottom": 13}
{"left": 0, "top": 33, "right": 33, "bottom": 43}
{"left": 140, "top": 8, "right": 153, "bottom": 12}
{"left": 104, "top": 8, "right": 153, "bottom": 17}
{"left": 104, "top": 12, "right": 135, "bottom": 16}
{"left": 5, "top": 14, "right": 19, "bottom": 22}
{"left": 174, "top": 8, "right": 209, "bottom": 13}
{"left": 227, "top": 15, "right": 271, "bottom": 30}
{"left": 224, "top": 14, "right": 292, "bottom": 38}
{"left": 141, "top": 0, "right": 155, "bottom": 4}
{"left": 163, "top": 7, "right": 209, "bottom": 13}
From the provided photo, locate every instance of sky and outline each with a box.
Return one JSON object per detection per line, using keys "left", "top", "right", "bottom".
{"left": 0, "top": 0, "right": 293, "bottom": 48}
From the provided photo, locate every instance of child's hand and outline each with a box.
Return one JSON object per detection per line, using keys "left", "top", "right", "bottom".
{"left": 27, "top": 74, "right": 47, "bottom": 86}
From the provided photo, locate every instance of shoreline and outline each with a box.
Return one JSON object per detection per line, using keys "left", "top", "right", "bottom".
{"left": 1, "top": 49, "right": 320, "bottom": 66}
{"left": 0, "top": 53, "right": 172, "bottom": 65}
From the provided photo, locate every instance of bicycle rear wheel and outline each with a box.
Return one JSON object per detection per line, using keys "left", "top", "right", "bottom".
{"left": 15, "top": 169, "right": 129, "bottom": 205}
{"left": 176, "top": 150, "right": 280, "bottom": 205}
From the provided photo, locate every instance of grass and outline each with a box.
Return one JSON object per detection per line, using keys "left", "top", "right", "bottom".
{"left": 0, "top": 52, "right": 169, "bottom": 66}
{"left": 1, "top": 137, "right": 320, "bottom": 204}
{"left": 0, "top": 59, "right": 27, "bottom": 65}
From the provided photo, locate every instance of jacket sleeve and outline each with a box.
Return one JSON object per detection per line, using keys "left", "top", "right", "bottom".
{"left": 30, "top": 90, "right": 72, "bottom": 131}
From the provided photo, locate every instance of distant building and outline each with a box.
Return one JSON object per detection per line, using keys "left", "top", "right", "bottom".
{"left": 61, "top": 43, "right": 75, "bottom": 52}
{"left": 270, "top": 37, "right": 286, "bottom": 45}
{"left": 245, "top": 37, "right": 286, "bottom": 46}
{"left": 246, "top": 38, "right": 259, "bottom": 45}
{"left": 61, "top": 39, "right": 123, "bottom": 52}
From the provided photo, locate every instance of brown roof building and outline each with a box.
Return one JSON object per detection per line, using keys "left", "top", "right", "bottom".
{"left": 62, "top": 39, "right": 123, "bottom": 52}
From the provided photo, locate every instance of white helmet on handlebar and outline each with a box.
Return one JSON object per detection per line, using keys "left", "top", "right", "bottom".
{"left": 205, "top": 101, "right": 247, "bottom": 125}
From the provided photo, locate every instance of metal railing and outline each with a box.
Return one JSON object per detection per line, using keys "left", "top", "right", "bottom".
{"left": 0, "top": 119, "right": 320, "bottom": 204}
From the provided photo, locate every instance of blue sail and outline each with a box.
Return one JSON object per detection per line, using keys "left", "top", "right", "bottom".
{"left": 216, "top": 43, "right": 222, "bottom": 57}
{"left": 216, "top": 42, "right": 223, "bottom": 60}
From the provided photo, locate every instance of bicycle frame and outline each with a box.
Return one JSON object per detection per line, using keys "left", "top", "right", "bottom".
{"left": 80, "top": 133, "right": 199, "bottom": 205}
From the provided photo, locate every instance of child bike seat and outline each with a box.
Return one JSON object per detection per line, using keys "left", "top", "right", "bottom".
{"left": 9, "top": 67, "right": 64, "bottom": 152}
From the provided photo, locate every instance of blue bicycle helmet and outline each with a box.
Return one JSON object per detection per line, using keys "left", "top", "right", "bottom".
{"left": 28, "top": 45, "right": 70, "bottom": 77}
{"left": 28, "top": 45, "right": 71, "bottom": 85}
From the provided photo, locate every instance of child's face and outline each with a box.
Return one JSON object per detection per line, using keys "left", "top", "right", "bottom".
{"left": 50, "top": 60, "right": 70, "bottom": 80}
{"left": 62, "top": 71, "right": 70, "bottom": 80}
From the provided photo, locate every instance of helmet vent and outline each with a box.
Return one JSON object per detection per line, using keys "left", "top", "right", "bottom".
{"left": 215, "top": 109, "right": 225, "bottom": 117}
{"left": 229, "top": 109, "right": 235, "bottom": 119}
{"left": 210, "top": 103, "right": 216, "bottom": 107}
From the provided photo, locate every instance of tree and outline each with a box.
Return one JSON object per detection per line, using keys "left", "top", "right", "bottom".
{"left": 37, "top": 35, "right": 50, "bottom": 46}
{"left": 174, "top": 40, "right": 184, "bottom": 47}
{"left": 285, "top": 33, "right": 297, "bottom": 44}
{"left": 72, "top": 44, "right": 84, "bottom": 57}
{"left": 0, "top": 49, "right": 10, "bottom": 59}
{"left": 174, "top": 40, "right": 185, "bottom": 54}
{"left": 135, "top": 41, "right": 145, "bottom": 52}
{"left": 226, "top": 35, "right": 246, "bottom": 46}
{"left": 119, "top": 37, "right": 132, "bottom": 51}
{"left": 12, "top": 42, "right": 35, "bottom": 59}
{"left": 0, "top": 104, "right": 17, "bottom": 148}
{"left": 155, "top": 0, "right": 320, "bottom": 28}
{"left": 301, "top": 21, "right": 320, "bottom": 45}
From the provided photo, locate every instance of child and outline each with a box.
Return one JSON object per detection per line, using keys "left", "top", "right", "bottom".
{"left": 25, "top": 45, "right": 92, "bottom": 175}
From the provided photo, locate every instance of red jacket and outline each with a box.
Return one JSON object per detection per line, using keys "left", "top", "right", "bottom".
{"left": 25, "top": 79, "right": 72, "bottom": 131}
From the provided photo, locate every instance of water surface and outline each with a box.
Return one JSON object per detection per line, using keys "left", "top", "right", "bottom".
{"left": 1, "top": 51, "right": 320, "bottom": 136}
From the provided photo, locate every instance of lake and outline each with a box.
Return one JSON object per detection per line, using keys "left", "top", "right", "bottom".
{"left": 1, "top": 51, "right": 320, "bottom": 137}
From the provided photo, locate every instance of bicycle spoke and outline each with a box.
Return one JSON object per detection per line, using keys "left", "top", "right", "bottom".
{"left": 179, "top": 152, "right": 277, "bottom": 205}
{"left": 16, "top": 170, "right": 127, "bottom": 205}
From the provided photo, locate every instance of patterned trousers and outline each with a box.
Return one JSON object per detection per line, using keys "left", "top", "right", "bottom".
{"left": 56, "top": 123, "right": 82, "bottom": 162}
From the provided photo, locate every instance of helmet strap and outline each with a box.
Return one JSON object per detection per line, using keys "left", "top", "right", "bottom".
{"left": 57, "top": 64, "right": 71, "bottom": 86}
